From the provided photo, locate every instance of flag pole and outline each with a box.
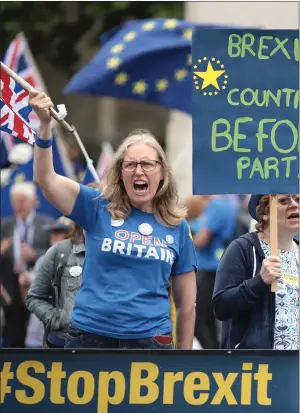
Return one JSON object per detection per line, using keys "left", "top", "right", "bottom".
{"left": 72, "top": 126, "right": 100, "bottom": 182}
{"left": 1, "top": 61, "right": 100, "bottom": 182}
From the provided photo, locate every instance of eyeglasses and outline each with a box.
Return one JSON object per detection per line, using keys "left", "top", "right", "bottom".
{"left": 121, "top": 160, "right": 162, "bottom": 172}
{"left": 277, "top": 195, "right": 299, "bottom": 206}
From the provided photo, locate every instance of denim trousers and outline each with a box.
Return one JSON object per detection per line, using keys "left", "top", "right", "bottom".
{"left": 64, "top": 324, "right": 174, "bottom": 349}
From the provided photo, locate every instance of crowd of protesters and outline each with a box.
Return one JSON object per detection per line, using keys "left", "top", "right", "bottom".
{"left": 0, "top": 98, "right": 298, "bottom": 350}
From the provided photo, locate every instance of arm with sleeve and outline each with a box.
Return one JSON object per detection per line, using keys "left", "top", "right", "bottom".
{"left": 212, "top": 239, "right": 269, "bottom": 321}
{"left": 171, "top": 221, "right": 198, "bottom": 276}
{"left": 67, "top": 185, "right": 101, "bottom": 231}
{"left": 26, "top": 244, "right": 59, "bottom": 327}
{"left": 171, "top": 221, "right": 197, "bottom": 349}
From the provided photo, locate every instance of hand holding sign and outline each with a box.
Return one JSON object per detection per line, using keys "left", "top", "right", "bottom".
{"left": 260, "top": 256, "right": 281, "bottom": 285}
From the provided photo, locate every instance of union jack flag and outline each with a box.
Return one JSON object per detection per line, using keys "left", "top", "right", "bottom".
{"left": 0, "top": 33, "right": 76, "bottom": 179}
{"left": 0, "top": 33, "right": 47, "bottom": 147}
{"left": 0, "top": 69, "right": 35, "bottom": 144}
{"left": 3, "top": 32, "right": 46, "bottom": 130}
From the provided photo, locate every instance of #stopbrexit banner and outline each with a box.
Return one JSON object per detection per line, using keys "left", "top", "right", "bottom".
{"left": 0, "top": 349, "right": 298, "bottom": 413}
{"left": 192, "top": 29, "right": 299, "bottom": 195}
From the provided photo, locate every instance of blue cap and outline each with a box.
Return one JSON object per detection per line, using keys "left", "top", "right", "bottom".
{"left": 248, "top": 195, "right": 263, "bottom": 220}
{"left": 42, "top": 216, "right": 74, "bottom": 232}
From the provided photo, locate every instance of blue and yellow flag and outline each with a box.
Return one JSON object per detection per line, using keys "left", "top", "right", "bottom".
{"left": 64, "top": 18, "right": 212, "bottom": 114}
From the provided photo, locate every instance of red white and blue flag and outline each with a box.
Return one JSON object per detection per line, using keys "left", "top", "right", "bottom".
{"left": 3, "top": 32, "right": 46, "bottom": 129}
{"left": 0, "top": 33, "right": 48, "bottom": 155}
{"left": 0, "top": 32, "right": 46, "bottom": 168}
{"left": 0, "top": 69, "right": 36, "bottom": 144}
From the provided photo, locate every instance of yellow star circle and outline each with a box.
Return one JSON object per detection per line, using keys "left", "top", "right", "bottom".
{"left": 194, "top": 60, "right": 225, "bottom": 91}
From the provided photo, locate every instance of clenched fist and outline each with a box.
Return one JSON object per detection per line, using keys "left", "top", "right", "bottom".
{"left": 260, "top": 256, "right": 281, "bottom": 285}
{"left": 28, "top": 90, "right": 53, "bottom": 125}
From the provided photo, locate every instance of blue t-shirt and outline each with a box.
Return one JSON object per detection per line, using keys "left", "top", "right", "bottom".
{"left": 189, "top": 196, "right": 238, "bottom": 271}
{"left": 68, "top": 185, "right": 197, "bottom": 338}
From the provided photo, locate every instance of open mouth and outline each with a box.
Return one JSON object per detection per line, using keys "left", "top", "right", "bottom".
{"left": 133, "top": 180, "right": 149, "bottom": 193}
{"left": 287, "top": 213, "right": 299, "bottom": 220}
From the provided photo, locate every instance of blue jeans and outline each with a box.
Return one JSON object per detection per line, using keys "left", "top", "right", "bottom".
{"left": 64, "top": 324, "right": 174, "bottom": 349}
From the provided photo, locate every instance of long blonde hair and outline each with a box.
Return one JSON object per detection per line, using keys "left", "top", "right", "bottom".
{"left": 100, "top": 129, "right": 186, "bottom": 226}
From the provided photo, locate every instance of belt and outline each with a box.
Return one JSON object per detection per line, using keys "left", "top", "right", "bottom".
{"left": 47, "top": 333, "right": 65, "bottom": 348}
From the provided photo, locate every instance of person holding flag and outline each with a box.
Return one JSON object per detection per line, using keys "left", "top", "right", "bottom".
{"left": 29, "top": 89, "right": 197, "bottom": 350}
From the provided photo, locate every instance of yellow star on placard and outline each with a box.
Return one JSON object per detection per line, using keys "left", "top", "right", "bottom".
{"left": 123, "top": 31, "right": 136, "bottom": 42}
{"left": 15, "top": 173, "right": 26, "bottom": 183}
{"left": 133, "top": 80, "right": 148, "bottom": 95}
{"left": 156, "top": 79, "right": 169, "bottom": 92}
{"left": 183, "top": 28, "right": 192, "bottom": 40}
{"left": 115, "top": 72, "right": 129, "bottom": 85}
{"left": 163, "top": 19, "right": 178, "bottom": 29}
{"left": 111, "top": 44, "right": 124, "bottom": 54}
{"left": 142, "top": 21, "right": 156, "bottom": 31}
{"left": 174, "top": 69, "right": 188, "bottom": 81}
{"left": 107, "top": 57, "right": 121, "bottom": 70}
{"left": 194, "top": 61, "right": 225, "bottom": 91}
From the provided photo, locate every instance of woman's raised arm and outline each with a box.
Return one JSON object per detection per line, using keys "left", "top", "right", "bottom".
{"left": 30, "top": 90, "right": 80, "bottom": 216}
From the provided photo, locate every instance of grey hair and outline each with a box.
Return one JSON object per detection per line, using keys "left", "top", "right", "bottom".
{"left": 10, "top": 181, "right": 36, "bottom": 200}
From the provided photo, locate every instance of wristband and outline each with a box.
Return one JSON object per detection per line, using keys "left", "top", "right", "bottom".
{"left": 35, "top": 136, "right": 53, "bottom": 148}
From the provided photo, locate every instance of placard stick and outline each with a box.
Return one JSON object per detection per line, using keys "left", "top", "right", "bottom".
{"left": 269, "top": 195, "right": 278, "bottom": 292}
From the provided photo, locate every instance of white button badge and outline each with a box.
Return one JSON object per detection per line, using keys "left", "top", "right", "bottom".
{"left": 138, "top": 223, "right": 153, "bottom": 236}
{"left": 111, "top": 218, "right": 124, "bottom": 227}
{"left": 166, "top": 235, "right": 174, "bottom": 245}
{"left": 69, "top": 266, "right": 82, "bottom": 277}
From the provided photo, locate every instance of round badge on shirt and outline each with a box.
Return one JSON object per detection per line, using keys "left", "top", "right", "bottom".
{"left": 166, "top": 235, "right": 174, "bottom": 245}
{"left": 138, "top": 223, "right": 153, "bottom": 236}
{"left": 69, "top": 266, "right": 82, "bottom": 277}
{"left": 111, "top": 218, "right": 124, "bottom": 227}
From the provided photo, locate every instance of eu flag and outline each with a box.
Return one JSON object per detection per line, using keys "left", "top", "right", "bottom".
{"left": 64, "top": 18, "right": 210, "bottom": 114}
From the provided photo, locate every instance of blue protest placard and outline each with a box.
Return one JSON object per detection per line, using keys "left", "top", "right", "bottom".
{"left": 192, "top": 29, "right": 299, "bottom": 195}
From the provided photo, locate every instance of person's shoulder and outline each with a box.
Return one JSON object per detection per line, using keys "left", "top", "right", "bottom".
{"left": 1, "top": 216, "right": 14, "bottom": 226}
{"left": 34, "top": 253, "right": 46, "bottom": 271}
{"left": 78, "top": 184, "right": 106, "bottom": 206}
{"left": 227, "top": 232, "right": 260, "bottom": 255}
{"left": 177, "top": 218, "right": 193, "bottom": 237}
{"left": 44, "top": 240, "right": 71, "bottom": 262}
{"left": 211, "top": 195, "right": 233, "bottom": 209}
{"left": 79, "top": 184, "right": 101, "bottom": 197}
{"left": 237, "top": 231, "right": 259, "bottom": 245}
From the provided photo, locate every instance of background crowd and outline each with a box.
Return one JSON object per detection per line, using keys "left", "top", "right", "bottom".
{"left": 0, "top": 172, "right": 252, "bottom": 349}
{"left": 0, "top": 2, "right": 298, "bottom": 350}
